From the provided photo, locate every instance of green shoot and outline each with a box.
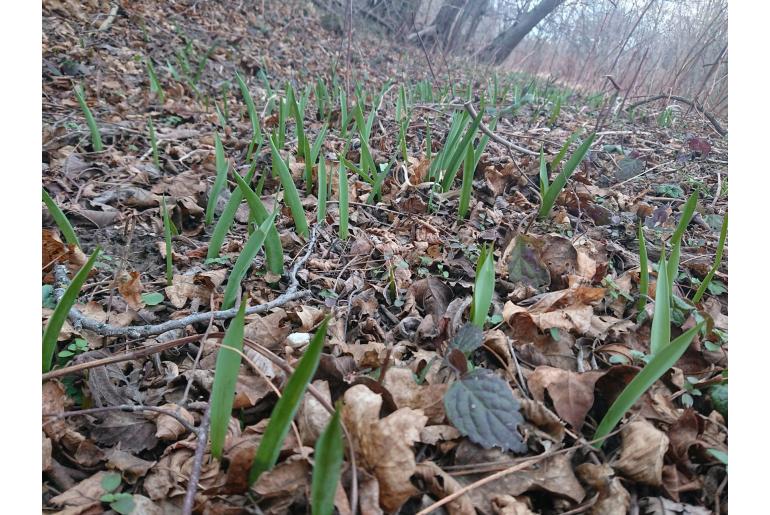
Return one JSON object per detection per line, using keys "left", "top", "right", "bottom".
{"left": 208, "top": 299, "right": 247, "bottom": 458}
{"left": 249, "top": 317, "right": 330, "bottom": 485}
{"left": 666, "top": 191, "right": 698, "bottom": 286}
{"left": 222, "top": 210, "right": 279, "bottom": 310}
{"left": 145, "top": 58, "right": 165, "bottom": 104}
{"left": 42, "top": 188, "right": 80, "bottom": 248}
{"left": 593, "top": 322, "right": 703, "bottom": 446}
{"left": 470, "top": 244, "right": 495, "bottom": 328}
{"left": 438, "top": 110, "right": 483, "bottom": 192}
{"left": 637, "top": 224, "right": 649, "bottom": 312}
{"left": 547, "top": 95, "right": 561, "bottom": 126}
{"left": 232, "top": 171, "right": 285, "bottom": 276}
{"left": 269, "top": 134, "right": 309, "bottom": 237}
{"left": 147, "top": 118, "right": 160, "bottom": 169}
{"left": 205, "top": 133, "right": 229, "bottom": 225}
{"left": 550, "top": 132, "right": 578, "bottom": 172}
{"left": 43, "top": 248, "right": 100, "bottom": 372}
{"left": 692, "top": 213, "right": 727, "bottom": 303}
{"left": 338, "top": 162, "right": 349, "bottom": 240}
{"left": 311, "top": 407, "right": 344, "bottom": 515}
{"left": 650, "top": 253, "right": 670, "bottom": 356}
{"left": 538, "top": 132, "right": 595, "bottom": 219}
{"left": 458, "top": 144, "right": 474, "bottom": 220}
{"left": 73, "top": 85, "right": 103, "bottom": 152}
{"left": 161, "top": 197, "right": 174, "bottom": 285}
{"left": 317, "top": 158, "right": 328, "bottom": 223}
{"left": 235, "top": 71, "right": 262, "bottom": 161}
{"left": 207, "top": 164, "right": 258, "bottom": 260}
{"left": 367, "top": 161, "right": 394, "bottom": 205}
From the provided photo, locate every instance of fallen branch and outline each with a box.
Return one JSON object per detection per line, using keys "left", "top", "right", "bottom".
{"left": 182, "top": 405, "right": 211, "bottom": 515}
{"left": 463, "top": 101, "right": 538, "bottom": 156}
{"left": 626, "top": 94, "right": 727, "bottom": 136}
{"left": 53, "top": 228, "right": 318, "bottom": 338}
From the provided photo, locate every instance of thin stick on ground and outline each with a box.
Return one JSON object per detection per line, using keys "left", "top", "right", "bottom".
{"left": 52, "top": 228, "right": 319, "bottom": 338}
{"left": 182, "top": 404, "right": 210, "bottom": 515}
{"left": 463, "top": 101, "right": 538, "bottom": 156}
{"left": 625, "top": 94, "right": 727, "bottom": 136}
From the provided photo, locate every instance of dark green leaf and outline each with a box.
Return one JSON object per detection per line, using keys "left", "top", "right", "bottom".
{"left": 444, "top": 369, "right": 526, "bottom": 453}
{"left": 506, "top": 235, "right": 550, "bottom": 289}
{"left": 451, "top": 323, "right": 483, "bottom": 354}
{"left": 311, "top": 407, "right": 344, "bottom": 515}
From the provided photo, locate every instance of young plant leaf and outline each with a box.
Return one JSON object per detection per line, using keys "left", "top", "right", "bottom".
{"left": 667, "top": 191, "right": 699, "bottom": 282}
{"left": 207, "top": 163, "right": 258, "bottom": 260}
{"left": 317, "top": 158, "right": 328, "bottom": 223}
{"left": 42, "top": 188, "right": 80, "bottom": 248}
{"left": 161, "top": 197, "right": 174, "bottom": 285}
{"left": 249, "top": 317, "right": 331, "bottom": 485}
{"left": 471, "top": 244, "right": 495, "bottom": 328}
{"left": 593, "top": 322, "right": 704, "bottom": 447}
{"left": 444, "top": 369, "right": 527, "bottom": 453}
{"left": 205, "top": 133, "right": 229, "bottom": 225}
{"left": 338, "top": 162, "right": 349, "bottom": 240}
{"left": 539, "top": 132, "right": 595, "bottom": 219}
{"left": 269, "top": 134, "right": 309, "bottom": 237}
{"left": 450, "top": 323, "right": 483, "bottom": 355}
{"left": 637, "top": 224, "right": 649, "bottom": 312}
{"left": 147, "top": 118, "right": 160, "bottom": 169}
{"left": 650, "top": 253, "right": 670, "bottom": 356}
{"left": 221, "top": 209, "right": 279, "bottom": 310}
{"left": 74, "top": 85, "right": 103, "bottom": 152}
{"left": 209, "top": 299, "right": 247, "bottom": 459}
{"left": 232, "top": 171, "right": 285, "bottom": 275}
{"left": 693, "top": 212, "right": 727, "bottom": 303}
{"left": 42, "top": 248, "right": 100, "bottom": 372}
{"left": 311, "top": 407, "right": 344, "bottom": 515}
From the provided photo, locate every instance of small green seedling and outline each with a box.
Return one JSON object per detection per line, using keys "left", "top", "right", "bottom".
{"left": 205, "top": 133, "right": 229, "bottom": 225}
{"left": 42, "top": 188, "right": 80, "bottom": 248}
{"left": 74, "top": 85, "right": 103, "bottom": 152}
{"left": 99, "top": 472, "right": 134, "bottom": 515}
{"left": 338, "top": 161, "right": 349, "bottom": 240}
{"left": 693, "top": 213, "right": 727, "bottom": 303}
{"left": 269, "top": 134, "right": 309, "bottom": 237}
{"left": 145, "top": 57, "right": 165, "bottom": 104}
{"left": 147, "top": 118, "right": 160, "bottom": 169}
{"left": 161, "top": 197, "right": 174, "bottom": 285}
{"left": 43, "top": 248, "right": 101, "bottom": 372}
{"left": 538, "top": 132, "right": 595, "bottom": 219}
{"left": 311, "top": 407, "right": 344, "bottom": 515}
{"left": 471, "top": 244, "right": 495, "bottom": 328}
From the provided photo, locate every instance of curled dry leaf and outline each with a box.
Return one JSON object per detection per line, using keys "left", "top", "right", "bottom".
{"left": 154, "top": 403, "right": 195, "bottom": 440}
{"left": 614, "top": 420, "right": 669, "bottom": 486}
{"left": 164, "top": 269, "right": 227, "bottom": 309}
{"left": 491, "top": 495, "right": 536, "bottom": 515}
{"left": 244, "top": 308, "right": 292, "bottom": 349}
{"left": 106, "top": 448, "right": 156, "bottom": 484}
{"left": 342, "top": 384, "right": 428, "bottom": 512}
{"left": 383, "top": 368, "right": 448, "bottom": 424}
{"left": 50, "top": 470, "right": 113, "bottom": 509}
{"left": 144, "top": 438, "right": 224, "bottom": 500}
{"left": 503, "top": 286, "right": 607, "bottom": 337}
{"left": 298, "top": 380, "right": 332, "bottom": 446}
{"left": 527, "top": 366, "right": 604, "bottom": 430}
{"left": 414, "top": 461, "right": 475, "bottom": 515}
{"left": 117, "top": 270, "right": 145, "bottom": 311}
{"left": 575, "top": 463, "right": 631, "bottom": 515}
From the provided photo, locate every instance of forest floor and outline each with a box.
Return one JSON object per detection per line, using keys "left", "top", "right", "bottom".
{"left": 42, "top": 1, "right": 728, "bottom": 514}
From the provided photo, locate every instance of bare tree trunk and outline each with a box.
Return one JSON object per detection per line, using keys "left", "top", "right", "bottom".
{"left": 446, "top": 0, "right": 489, "bottom": 52}
{"left": 477, "top": 0, "right": 564, "bottom": 65}
{"left": 432, "top": 0, "right": 465, "bottom": 48}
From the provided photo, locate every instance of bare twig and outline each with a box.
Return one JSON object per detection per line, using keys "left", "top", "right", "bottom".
{"left": 181, "top": 405, "right": 210, "bottom": 515}
{"left": 43, "top": 404, "right": 198, "bottom": 435}
{"left": 463, "top": 101, "right": 538, "bottom": 156}
{"left": 626, "top": 94, "right": 727, "bottom": 136}
{"left": 53, "top": 228, "right": 319, "bottom": 338}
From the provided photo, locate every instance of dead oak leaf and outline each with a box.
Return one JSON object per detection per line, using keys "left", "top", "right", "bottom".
{"left": 614, "top": 419, "right": 669, "bottom": 486}
{"left": 342, "top": 384, "right": 427, "bottom": 512}
{"left": 117, "top": 271, "right": 144, "bottom": 311}
{"left": 527, "top": 367, "right": 604, "bottom": 430}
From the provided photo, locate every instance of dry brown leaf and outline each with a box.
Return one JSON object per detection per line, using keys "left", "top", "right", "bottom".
{"left": 343, "top": 384, "right": 428, "bottom": 512}
{"left": 299, "top": 380, "right": 333, "bottom": 447}
{"left": 382, "top": 368, "right": 447, "bottom": 424}
{"left": 414, "top": 461, "right": 475, "bottom": 515}
{"left": 43, "top": 433, "right": 53, "bottom": 472}
{"left": 575, "top": 463, "right": 631, "bottom": 515}
{"left": 244, "top": 308, "right": 291, "bottom": 349}
{"left": 117, "top": 270, "right": 144, "bottom": 311}
{"left": 527, "top": 366, "right": 604, "bottom": 430}
{"left": 420, "top": 424, "right": 461, "bottom": 445}
{"left": 492, "top": 495, "right": 536, "bottom": 515}
{"left": 614, "top": 419, "right": 668, "bottom": 486}
{"left": 106, "top": 448, "right": 156, "bottom": 484}
{"left": 154, "top": 403, "right": 195, "bottom": 440}
{"left": 50, "top": 470, "right": 113, "bottom": 508}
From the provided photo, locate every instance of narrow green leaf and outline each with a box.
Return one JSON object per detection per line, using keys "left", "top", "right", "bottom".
{"left": 539, "top": 132, "right": 595, "bottom": 219}
{"left": 317, "top": 158, "right": 328, "bottom": 223}
{"left": 667, "top": 191, "right": 698, "bottom": 281}
{"left": 471, "top": 244, "right": 495, "bottom": 328}
{"left": 205, "top": 133, "right": 229, "bottom": 225}
{"left": 209, "top": 299, "right": 247, "bottom": 458}
{"left": 538, "top": 148, "right": 548, "bottom": 198}
{"left": 593, "top": 322, "right": 703, "bottom": 446}
{"left": 145, "top": 58, "right": 165, "bottom": 104}
{"left": 43, "top": 248, "right": 100, "bottom": 372}
{"left": 42, "top": 188, "right": 80, "bottom": 248}
{"left": 161, "top": 197, "right": 173, "bottom": 285}
{"left": 147, "top": 118, "right": 160, "bottom": 169}
{"left": 269, "top": 134, "right": 309, "bottom": 237}
{"left": 550, "top": 131, "right": 578, "bottom": 172}
{"left": 650, "top": 253, "right": 670, "bottom": 356}
{"left": 232, "top": 171, "right": 285, "bottom": 275}
{"left": 693, "top": 212, "right": 727, "bottom": 303}
{"left": 311, "top": 407, "right": 344, "bottom": 515}
{"left": 440, "top": 109, "right": 483, "bottom": 192}
{"left": 235, "top": 71, "right": 262, "bottom": 160}
{"left": 338, "top": 162, "right": 349, "bottom": 240}
{"left": 637, "top": 224, "right": 649, "bottom": 312}
{"left": 366, "top": 162, "right": 393, "bottom": 205}
{"left": 458, "top": 144, "right": 474, "bottom": 220}
{"left": 222, "top": 210, "right": 279, "bottom": 310}
{"left": 74, "top": 85, "right": 103, "bottom": 152}
{"left": 249, "top": 317, "right": 331, "bottom": 485}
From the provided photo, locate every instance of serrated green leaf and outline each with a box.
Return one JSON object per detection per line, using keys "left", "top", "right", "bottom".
{"left": 249, "top": 317, "right": 330, "bottom": 485}
{"left": 444, "top": 369, "right": 526, "bottom": 453}
{"left": 451, "top": 323, "right": 483, "bottom": 355}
